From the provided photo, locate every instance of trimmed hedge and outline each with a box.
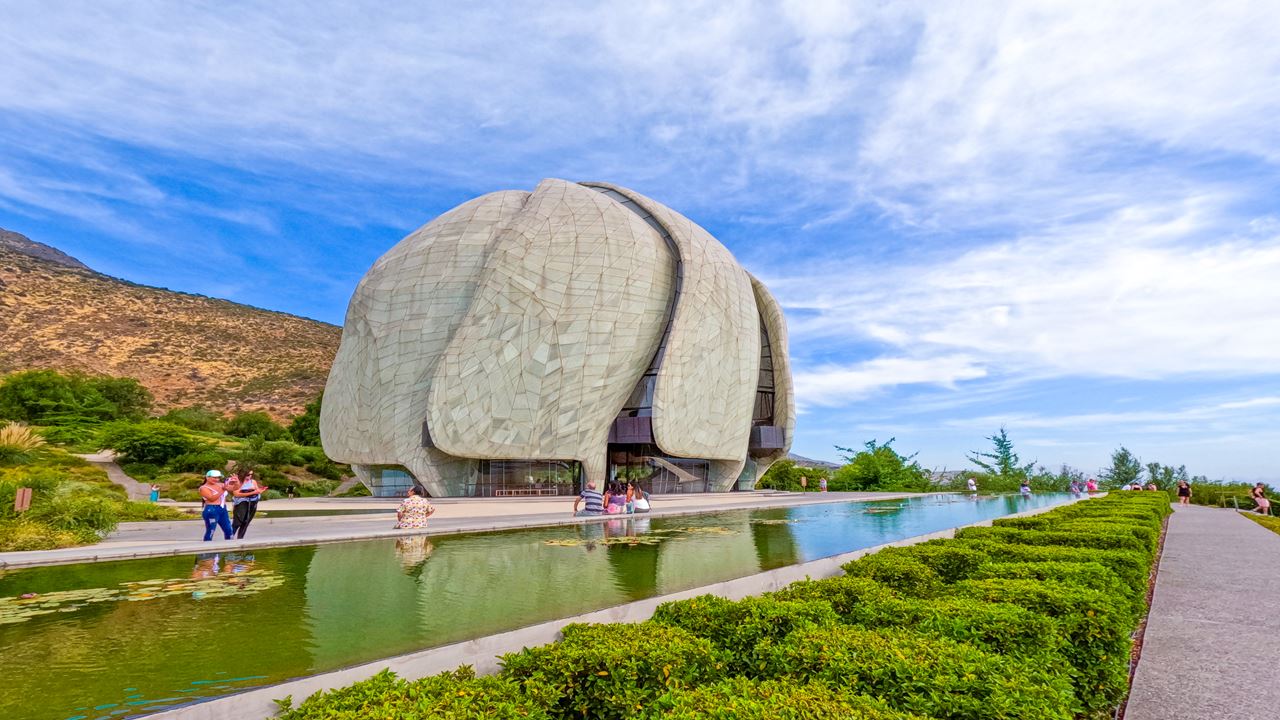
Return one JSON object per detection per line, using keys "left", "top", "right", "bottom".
{"left": 951, "top": 539, "right": 1150, "bottom": 596}
{"left": 275, "top": 668, "right": 549, "bottom": 720}
{"left": 641, "top": 678, "right": 927, "bottom": 720}
{"left": 948, "top": 578, "right": 1132, "bottom": 712}
{"left": 499, "top": 622, "right": 723, "bottom": 720}
{"left": 840, "top": 552, "right": 944, "bottom": 597}
{"left": 954, "top": 525, "right": 1149, "bottom": 556}
{"left": 758, "top": 625, "right": 1077, "bottom": 720}
{"left": 767, "top": 574, "right": 898, "bottom": 615}
{"left": 651, "top": 594, "right": 838, "bottom": 675}
{"left": 973, "top": 560, "right": 1139, "bottom": 620}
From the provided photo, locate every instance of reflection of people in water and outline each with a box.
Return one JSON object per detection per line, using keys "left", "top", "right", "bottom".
{"left": 395, "top": 536, "right": 435, "bottom": 575}
{"left": 191, "top": 553, "right": 221, "bottom": 580}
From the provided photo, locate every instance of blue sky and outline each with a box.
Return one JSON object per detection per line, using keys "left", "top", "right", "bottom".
{"left": 3, "top": 2, "right": 1279, "bottom": 480}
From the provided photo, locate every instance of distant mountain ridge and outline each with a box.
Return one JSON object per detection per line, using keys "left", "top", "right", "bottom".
{"left": 0, "top": 228, "right": 90, "bottom": 270}
{"left": 0, "top": 227, "right": 341, "bottom": 418}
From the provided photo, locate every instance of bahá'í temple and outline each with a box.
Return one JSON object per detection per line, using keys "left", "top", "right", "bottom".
{"left": 320, "top": 179, "right": 793, "bottom": 497}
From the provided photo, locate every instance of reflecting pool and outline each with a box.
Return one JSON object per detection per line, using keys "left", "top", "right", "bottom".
{"left": 0, "top": 493, "right": 1071, "bottom": 720}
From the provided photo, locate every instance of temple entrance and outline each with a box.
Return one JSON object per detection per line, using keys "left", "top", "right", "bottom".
{"left": 607, "top": 444, "right": 710, "bottom": 494}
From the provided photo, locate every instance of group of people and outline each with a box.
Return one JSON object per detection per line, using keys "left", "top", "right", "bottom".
{"left": 198, "top": 469, "right": 266, "bottom": 541}
{"left": 573, "top": 480, "right": 651, "bottom": 516}
{"left": 1066, "top": 478, "right": 1101, "bottom": 494}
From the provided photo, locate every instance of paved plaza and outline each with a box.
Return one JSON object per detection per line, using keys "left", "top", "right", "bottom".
{"left": 1127, "top": 504, "right": 1280, "bottom": 720}
{"left": 0, "top": 491, "right": 919, "bottom": 568}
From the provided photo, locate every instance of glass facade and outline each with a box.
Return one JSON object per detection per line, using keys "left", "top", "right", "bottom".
{"left": 753, "top": 317, "right": 775, "bottom": 426}
{"left": 470, "top": 460, "right": 581, "bottom": 497}
{"left": 366, "top": 465, "right": 417, "bottom": 497}
{"left": 609, "top": 445, "right": 710, "bottom": 494}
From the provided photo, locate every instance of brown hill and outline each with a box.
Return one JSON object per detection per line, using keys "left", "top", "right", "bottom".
{"left": 0, "top": 228, "right": 341, "bottom": 418}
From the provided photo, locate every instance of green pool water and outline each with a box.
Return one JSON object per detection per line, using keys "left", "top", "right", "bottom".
{"left": 0, "top": 493, "right": 1072, "bottom": 720}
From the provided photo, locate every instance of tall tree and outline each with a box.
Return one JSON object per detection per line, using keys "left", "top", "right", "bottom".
{"left": 831, "top": 438, "right": 931, "bottom": 492}
{"left": 967, "top": 427, "right": 1035, "bottom": 490}
{"left": 288, "top": 393, "right": 323, "bottom": 446}
{"left": 1101, "top": 446, "right": 1144, "bottom": 489}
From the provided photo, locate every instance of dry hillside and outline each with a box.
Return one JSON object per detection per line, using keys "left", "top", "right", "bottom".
{"left": 0, "top": 229, "right": 341, "bottom": 418}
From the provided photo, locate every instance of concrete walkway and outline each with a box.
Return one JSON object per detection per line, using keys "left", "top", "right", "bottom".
{"left": 1126, "top": 505, "right": 1280, "bottom": 720}
{"left": 0, "top": 491, "right": 921, "bottom": 568}
{"left": 76, "top": 450, "right": 152, "bottom": 501}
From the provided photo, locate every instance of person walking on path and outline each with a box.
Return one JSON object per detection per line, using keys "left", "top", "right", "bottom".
{"left": 149, "top": 483, "right": 160, "bottom": 503}
{"left": 231, "top": 470, "right": 266, "bottom": 539}
{"left": 1176, "top": 479, "right": 1192, "bottom": 505}
{"left": 199, "top": 470, "right": 233, "bottom": 541}
{"left": 574, "top": 481, "right": 605, "bottom": 516}
{"left": 819, "top": 477, "right": 828, "bottom": 492}
{"left": 967, "top": 477, "right": 978, "bottom": 493}
{"left": 1251, "top": 483, "right": 1271, "bottom": 515}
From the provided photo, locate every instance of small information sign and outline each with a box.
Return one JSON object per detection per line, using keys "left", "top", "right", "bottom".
{"left": 14, "top": 487, "right": 32, "bottom": 512}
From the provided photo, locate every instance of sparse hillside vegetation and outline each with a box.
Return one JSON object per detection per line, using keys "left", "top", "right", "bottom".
{"left": 0, "top": 234, "right": 339, "bottom": 418}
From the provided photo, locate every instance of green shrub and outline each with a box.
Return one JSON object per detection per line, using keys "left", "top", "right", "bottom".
{"left": 305, "top": 458, "right": 346, "bottom": 482}
{"left": 0, "top": 370, "right": 151, "bottom": 424}
{"left": 35, "top": 422, "right": 101, "bottom": 449}
{"left": 499, "top": 622, "right": 723, "bottom": 720}
{"left": 168, "top": 449, "right": 229, "bottom": 474}
{"left": 643, "top": 678, "right": 926, "bottom": 720}
{"left": 159, "top": 405, "right": 227, "bottom": 433}
{"left": 758, "top": 625, "right": 1076, "bottom": 720}
{"left": 947, "top": 577, "right": 1131, "bottom": 713}
{"left": 840, "top": 553, "right": 943, "bottom": 597}
{"left": 225, "top": 411, "right": 289, "bottom": 440}
{"left": 0, "top": 518, "right": 88, "bottom": 550}
{"left": 260, "top": 440, "right": 305, "bottom": 467}
{"left": 973, "top": 561, "right": 1139, "bottom": 619}
{"left": 277, "top": 668, "right": 549, "bottom": 720}
{"left": 846, "top": 595, "right": 1065, "bottom": 659}
{"left": 864, "top": 543, "right": 992, "bottom": 582}
{"left": 955, "top": 539, "right": 1149, "bottom": 596}
{"left": 98, "top": 421, "right": 211, "bottom": 466}
{"left": 768, "top": 575, "right": 898, "bottom": 615}
{"left": 651, "top": 594, "right": 838, "bottom": 675}
{"left": 954, "top": 525, "right": 1148, "bottom": 556}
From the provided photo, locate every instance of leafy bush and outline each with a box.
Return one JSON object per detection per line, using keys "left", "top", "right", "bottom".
{"left": 288, "top": 393, "right": 323, "bottom": 446}
{"left": 277, "top": 668, "right": 549, "bottom": 720}
{"left": 0, "top": 422, "right": 47, "bottom": 465}
{"left": 955, "top": 539, "right": 1150, "bottom": 596}
{"left": 947, "top": 577, "right": 1131, "bottom": 713}
{"left": 98, "top": 421, "right": 211, "bottom": 465}
{"left": 159, "top": 405, "right": 227, "bottom": 433}
{"left": 972, "top": 560, "right": 1139, "bottom": 620}
{"left": 305, "top": 459, "right": 346, "bottom": 482}
{"left": 847, "top": 595, "right": 1064, "bottom": 660}
{"left": 0, "top": 369, "right": 151, "bottom": 424}
{"left": 860, "top": 542, "right": 991, "bottom": 583}
{"left": 651, "top": 594, "right": 838, "bottom": 675}
{"left": 829, "top": 438, "right": 931, "bottom": 492}
{"left": 954, "top": 525, "right": 1148, "bottom": 556}
{"left": 758, "top": 625, "right": 1076, "bottom": 720}
{"left": 840, "top": 553, "right": 943, "bottom": 597}
{"left": 168, "top": 449, "right": 229, "bottom": 474}
{"left": 767, "top": 575, "right": 898, "bottom": 615}
{"left": 259, "top": 440, "right": 304, "bottom": 467}
{"left": 35, "top": 421, "right": 101, "bottom": 449}
{"left": 225, "top": 411, "right": 289, "bottom": 440}
{"left": 499, "top": 622, "right": 723, "bottom": 720}
{"left": 643, "top": 678, "right": 926, "bottom": 720}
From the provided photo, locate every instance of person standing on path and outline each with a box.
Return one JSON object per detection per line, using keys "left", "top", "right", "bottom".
{"left": 967, "top": 477, "right": 978, "bottom": 493}
{"left": 395, "top": 485, "right": 436, "bottom": 529}
{"left": 149, "top": 483, "right": 160, "bottom": 503}
{"left": 231, "top": 471, "right": 266, "bottom": 539}
{"left": 198, "top": 470, "right": 233, "bottom": 541}
{"left": 1176, "top": 479, "right": 1192, "bottom": 505}
{"left": 1251, "top": 483, "right": 1271, "bottom": 515}
{"left": 819, "top": 477, "right": 828, "bottom": 492}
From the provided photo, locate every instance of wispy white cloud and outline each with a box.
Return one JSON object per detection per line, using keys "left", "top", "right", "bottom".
{"left": 795, "top": 355, "right": 987, "bottom": 408}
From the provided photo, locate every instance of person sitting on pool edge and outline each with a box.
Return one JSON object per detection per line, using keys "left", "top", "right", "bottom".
{"left": 574, "top": 481, "right": 605, "bottom": 516}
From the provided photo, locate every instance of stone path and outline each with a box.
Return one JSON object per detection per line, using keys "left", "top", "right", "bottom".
{"left": 1126, "top": 504, "right": 1280, "bottom": 720}
{"left": 76, "top": 450, "right": 151, "bottom": 501}
{"left": 0, "top": 490, "right": 919, "bottom": 568}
